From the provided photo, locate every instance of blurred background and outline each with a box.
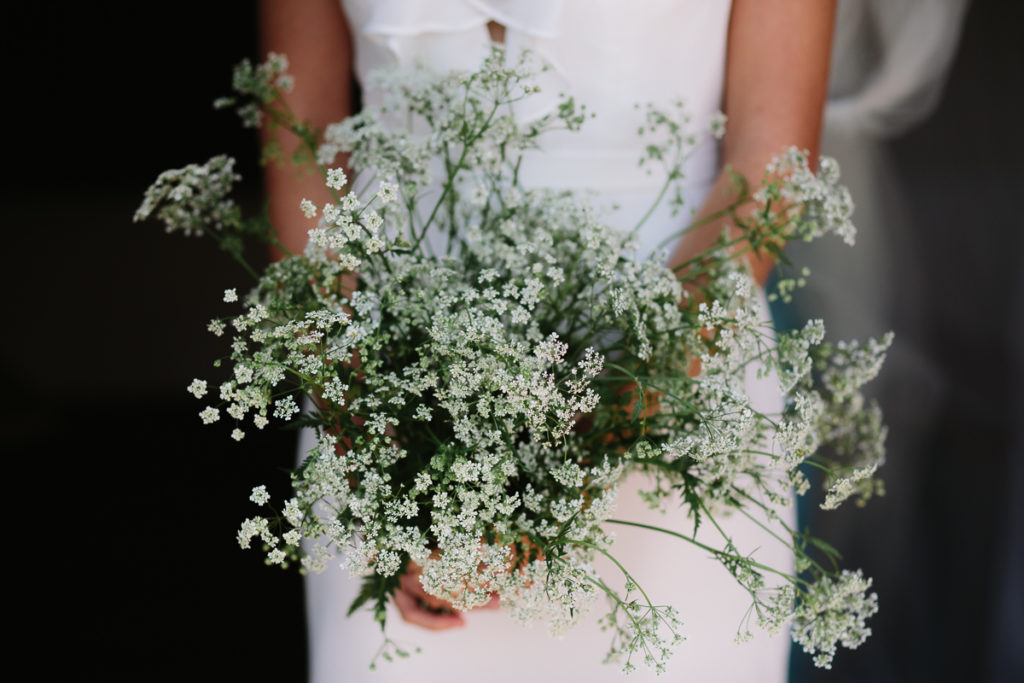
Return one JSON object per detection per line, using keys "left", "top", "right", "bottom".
{"left": 3, "top": 1, "right": 1020, "bottom": 680}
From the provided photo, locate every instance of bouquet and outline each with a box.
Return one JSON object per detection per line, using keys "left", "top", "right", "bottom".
{"left": 136, "top": 48, "right": 890, "bottom": 674}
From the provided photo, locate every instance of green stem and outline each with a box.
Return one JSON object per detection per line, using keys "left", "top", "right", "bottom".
{"left": 605, "top": 518, "right": 807, "bottom": 587}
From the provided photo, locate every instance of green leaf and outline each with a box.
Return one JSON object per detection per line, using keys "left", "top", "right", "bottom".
{"left": 630, "top": 383, "right": 646, "bottom": 422}
{"left": 346, "top": 575, "right": 379, "bottom": 617}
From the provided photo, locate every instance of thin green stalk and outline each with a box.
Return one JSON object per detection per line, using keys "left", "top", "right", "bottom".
{"left": 605, "top": 518, "right": 807, "bottom": 587}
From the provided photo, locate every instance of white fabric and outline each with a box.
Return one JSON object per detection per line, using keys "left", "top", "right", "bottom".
{"left": 304, "top": 2, "right": 795, "bottom": 681}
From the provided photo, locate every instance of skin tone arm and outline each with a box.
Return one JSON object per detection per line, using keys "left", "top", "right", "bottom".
{"left": 260, "top": 0, "right": 354, "bottom": 260}
{"left": 669, "top": 0, "right": 836, "bottom": 287}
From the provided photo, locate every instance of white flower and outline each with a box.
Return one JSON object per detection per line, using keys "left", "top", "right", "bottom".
{"left": 275, "top": 74, "right": 294, "bottom": 92}
{"left": 273, "top": 395, "right": 300, "bottom": 420}
{"left": 187, "top": 379, "right": 208, "bottom": 399}
{"left": 231, "top": 428, "right": 246, "bottom": 441}
{"left": 266, "top": 51, "right": 288, "bottom": 73}
{"left": 300, "top": 198, "right": 317, "bottom": 218}
{"left": 250, "top": 485, "right": 270, "bottom": 506}
{"left": 326, "top": 167, "right": 348, "bottom": 191}
{"left": 237, "top": 516, "right": 267, "bottom": 549}
{"left": 341, "top": 192, "right": 360, "bottom": 211}
{"left": 709, "top": 110, "right": 727, "bottom": 139}
{"left": 376, "top": 181, "right": 398, "bottom": 204}
{"left": 223, "top": 288, "right": 238, "bottom": 303}
{"left": 199, "top": 406, "right": 220, "bottom": 424}
{"left": 283, "top": 498, "right": 302, "bottom": 527}
{"left": 207, "top": 319, "right": 226, "bottom": 337}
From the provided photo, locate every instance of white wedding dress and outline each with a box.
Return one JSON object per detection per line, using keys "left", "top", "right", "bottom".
{"left": 301, "top": 2, "right": 794, "bottom": 681}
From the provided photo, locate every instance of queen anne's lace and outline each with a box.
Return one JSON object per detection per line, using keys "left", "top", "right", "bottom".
{"left": 138, "top": 48, "right": 891, "bottom": 674}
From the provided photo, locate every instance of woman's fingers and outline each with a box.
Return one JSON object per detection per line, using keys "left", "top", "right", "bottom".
{"left": 398, "top": 567, "right": 450, "bottom": 611}
{"left": 394, "top": 562, "right": 468, "bottom": 630}
{"left": 392, "top": 585, "right": 466, "bottom": 630}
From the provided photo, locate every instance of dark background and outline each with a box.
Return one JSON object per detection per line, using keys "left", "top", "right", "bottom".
{"left": 3, "top": 2, "right": 1021, "bottom": 681}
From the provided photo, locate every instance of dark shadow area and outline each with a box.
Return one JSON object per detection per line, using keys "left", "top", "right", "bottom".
{"left": 3, "top": 4, "right": 305, "bottom": 680}
{"left": 790, "top": 2, "right": 1023, "bottom": 682}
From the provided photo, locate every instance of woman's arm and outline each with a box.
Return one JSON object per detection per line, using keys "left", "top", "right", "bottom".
{"left": 669, "top": 0, "right": 836, "bottom": 286}
{"left": 259, "top": 0, "right": 355, "bottom": 260}
{"left": 260, "top": 1, "right": 474, "bottom": 631}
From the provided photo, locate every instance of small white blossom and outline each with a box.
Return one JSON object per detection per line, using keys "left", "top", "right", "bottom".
{"left": 709, "top": 110, "right": 727, "bottom": 139}
{"left": 275, "top": 74, "right": 294, "bottom": 92}
{"left": 249, "top": 485, "right": 270, "bottom": 506}
{"left": 207, "top": 319, "right": 226, "bottom": 337}
{"left": 326, "top": 167, "right": 348, "bottom": 191}
{"left": 376, "top": 182, "right": 398, "bottom": 204}
{"left": 273, "top": 395, "right": 300, "bottom": 420}
{"left": 187, "top": 379, "right": 208, "bottom": 399}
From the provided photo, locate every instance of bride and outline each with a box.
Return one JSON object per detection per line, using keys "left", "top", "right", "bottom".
{"left": 260, "top": 1, "right": 836, "bottom": 681}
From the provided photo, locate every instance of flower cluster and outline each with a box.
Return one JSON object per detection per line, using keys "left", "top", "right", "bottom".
{"left": 133, "top": 155, "right": 241, "bottom": 236}
{"left": 791, "top": 569, "right": 879, "bottom": 669}
{"left": 138, "top": 48, "right": 890, "bottom": 674}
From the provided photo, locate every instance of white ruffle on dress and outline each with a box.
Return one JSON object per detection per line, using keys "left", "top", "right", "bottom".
{"left": 301, "top": 2, "right": 795, "bottom": 681}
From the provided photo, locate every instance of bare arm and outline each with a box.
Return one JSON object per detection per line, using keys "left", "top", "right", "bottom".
{"left": 259, "top": 0, "right": 355, "bottom": 260}
{"left": 261, "top": 2, "right": 475, "bottom": 630}
{"left": 669, "top": 0, "right": 836, "bottom": 286}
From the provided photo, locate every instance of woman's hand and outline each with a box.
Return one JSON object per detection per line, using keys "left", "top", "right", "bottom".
{"left": 393, "top": 560, "right": 500, "bottom": 631}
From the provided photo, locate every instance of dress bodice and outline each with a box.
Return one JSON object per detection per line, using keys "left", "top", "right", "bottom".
{"left": 341, "top": 0, "right": 733, "bottom": 261}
